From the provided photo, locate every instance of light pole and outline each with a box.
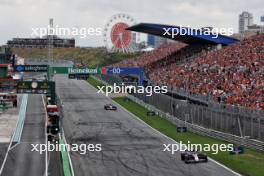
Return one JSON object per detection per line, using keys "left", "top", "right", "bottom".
{"left": 48, "top": 18, "right": 54, "bottom": 81}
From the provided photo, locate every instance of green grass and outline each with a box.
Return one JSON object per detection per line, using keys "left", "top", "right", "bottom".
{"left": 87, "top": 76, "right": 105, "bottom": 91}
{"left": 59, "top": 138, "right": 72, "bottom": 176}
{"left": 87, "top": 75, "right": 264, "bottom": 176}
{"left": 113, "top": 97, "right": 264, "bottom": 176}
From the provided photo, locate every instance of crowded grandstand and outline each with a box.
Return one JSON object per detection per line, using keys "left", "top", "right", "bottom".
{"left": 113, "top": 33, "right": 264, "bottom": 110}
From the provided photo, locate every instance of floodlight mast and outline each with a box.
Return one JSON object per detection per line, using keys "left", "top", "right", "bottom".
{"left": 48, "top": 18, "right": 54, "bottom": 80}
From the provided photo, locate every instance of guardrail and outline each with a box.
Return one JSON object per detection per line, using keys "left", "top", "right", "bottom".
{"left": 92, "top": 75, "right": 264, "bottom": 152}
{"left": 128, "top": 95, "right": 264, "bottom": 151}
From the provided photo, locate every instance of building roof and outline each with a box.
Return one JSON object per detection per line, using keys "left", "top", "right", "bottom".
{"left": 127, "top": 23, "right": 239, "bottom": 46}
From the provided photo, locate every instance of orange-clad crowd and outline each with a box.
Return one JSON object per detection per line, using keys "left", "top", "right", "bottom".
{"left": 112, "top": 42, "right": 186, "bottom": 67}
{"left": 113, "top": 34, "right": 264, "bottom": 110}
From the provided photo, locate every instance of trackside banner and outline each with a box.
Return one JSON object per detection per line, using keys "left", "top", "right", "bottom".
{"left": 68, "top": 68, "right": 99, "bottom": 74}
{"left": 51, "top": 67, "right": 145, "bottom": 85}
{"left": 15, "top": 65, "right": 48, "bottom": 72}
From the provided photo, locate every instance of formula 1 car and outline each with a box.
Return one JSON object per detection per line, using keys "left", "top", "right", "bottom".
{"left": 46, "top": 105, "right": 59, "bottom": 116}
{"left": 47, "top": 124, "right": 60, "bottom": 135}
{"left": 47, "top": 134, "right": 58, "bottom": 142}
{"left": 104, "top": 104, "right": 117, "bottom": 110}
{"left": 181, "top": 150, "right": 208, "bottom": 164}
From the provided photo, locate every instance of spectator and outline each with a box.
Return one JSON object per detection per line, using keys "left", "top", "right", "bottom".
{"left": 112, "top": 34, "right": 264, "bottom": 110}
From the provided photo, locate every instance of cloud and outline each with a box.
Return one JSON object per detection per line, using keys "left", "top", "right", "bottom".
{"left": 0, "top": 0, "right": 263, "bottom": 46}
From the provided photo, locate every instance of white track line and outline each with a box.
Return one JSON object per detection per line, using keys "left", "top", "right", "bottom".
{"left": 9, "top": 143, "right": 19, "bottom": 151}
{"left": 61, "top": 129, "right": 75, "bottom": 176}
{"left": 41, "top": 95, "right": 48, "bottom": 176}
{"left": 87, "top": 80, "right": 241, "bottom": 176}
{"left": 57, "top": 93, "right": 75, "bottom": 176}
{"left": 0, "top": 133, "right": 15, "bottom": 175}
{"left": 0, "top": 94, "right": 27, "bottom": 175}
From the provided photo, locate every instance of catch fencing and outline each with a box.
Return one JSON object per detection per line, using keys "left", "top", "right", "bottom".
{"left": 94, "top": 74, "right": 264, "bottom": 151}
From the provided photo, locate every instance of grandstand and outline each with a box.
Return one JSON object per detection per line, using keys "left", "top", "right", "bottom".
{"left": 112, "top": 23, "right": 264, "bottom": 110}
{"left": 112, "top": 42, "right": 186, "bottom": 67}
{"left": 152, "top": 34, "right": 264, "bottom": 110}
{"left": 7, "top": 35, "right": 75, "bottom": 48}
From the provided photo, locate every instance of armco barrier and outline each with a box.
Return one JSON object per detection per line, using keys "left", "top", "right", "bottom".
{"left": 127, "top": 94, "right": 264, "bottom": 151}
{"left": 97, "top": 74, "right": 264, "bottom": 140}
{"left": 91, "top": 75, "right": 264, "bottom": 152}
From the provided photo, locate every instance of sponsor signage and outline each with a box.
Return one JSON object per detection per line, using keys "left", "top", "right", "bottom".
{"left": 51, "top": 66, "right": 144, "bottom": 85}
{"left": 68, "top": 73, "right": 76, "bottom": 79}
{"left": 15, "top": 65, "right": 48, "bottom": 72}
{"left": 68, "top": 73, "right": 89, "bottom": 80}
{"left": 101, "top": 67, "right": 144, "bottom": 85}
{"left": 230, "top": 146, "right": 244, "bottom": 155}
{"left": 68, "top": 68, "right": 98, "bottom": 74}
{"left": 16, "top": 81, "right": 55, "bottom": 94}
{"left": 177, "top": 127, "right": 187, "bottom": 133}
{"left": 76, "top": 73, "right": 89, "bottom": 80}
{"left": 146, "top": 111, "right": 156, "bottom": 116}
{"left": 102, "top": 67, "right": 143, "bottom": 75}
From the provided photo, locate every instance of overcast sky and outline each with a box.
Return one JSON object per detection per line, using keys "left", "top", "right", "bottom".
{"left": 0, "top": 0, "right": 263, "bottom": 46}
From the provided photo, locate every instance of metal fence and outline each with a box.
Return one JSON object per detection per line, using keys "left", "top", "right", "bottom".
{"left": 133, "top": 92, "right": 264, "bottom": 141}
{"left": 128, "top": 95, "right": 264, "bottom": 151}
{"left": 94, "top": 75, "right": 264, "bottom": 149}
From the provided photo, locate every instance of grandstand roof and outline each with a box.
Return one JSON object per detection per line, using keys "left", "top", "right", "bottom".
{"left": 127, "top": 23, "right": 239, "bottom": 46}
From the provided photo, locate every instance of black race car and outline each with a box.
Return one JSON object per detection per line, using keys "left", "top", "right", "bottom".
{"left": 104, "top": 104, "right": 117, "bottom": 110}
{"left": 47, "top": 134, "right": 58, "bottom": 142}
{"left": 181, "top": 150, "right": 208, "bottom": 164}
{"left": 47, "top": 124, "right": 60, "bottom": 135}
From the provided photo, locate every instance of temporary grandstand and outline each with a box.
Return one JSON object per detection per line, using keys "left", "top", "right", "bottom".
{"left": 113, "top": 23, "right": 263, "bottom": 111}
{"left": 98, "top": 22, "right": 264, "bottom": 145}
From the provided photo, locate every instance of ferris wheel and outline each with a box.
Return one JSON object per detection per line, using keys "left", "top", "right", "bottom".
{"left": 103, "top": 13, "right": 137, "bottom": 53}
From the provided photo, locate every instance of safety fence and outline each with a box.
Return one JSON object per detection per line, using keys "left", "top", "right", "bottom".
{"left": 93, "top": 75, "right": 264, "bottom": 151}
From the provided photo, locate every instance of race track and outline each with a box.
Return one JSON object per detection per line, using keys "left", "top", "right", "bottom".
{"left": 56, "top": 75, "right": 237, "bottom": 176}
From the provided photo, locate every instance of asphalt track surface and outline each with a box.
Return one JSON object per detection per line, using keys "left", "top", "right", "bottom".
{"left": 1, "top": 95, "right": 62, "bottom": 176}
{"left": 55, "top": 75, "right": 237, "bottom": 176}
{"left": 0, "top": 144, "right": 8, "bottom": 168}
